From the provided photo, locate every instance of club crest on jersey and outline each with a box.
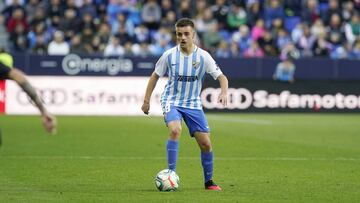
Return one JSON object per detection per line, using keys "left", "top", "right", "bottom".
{"left": 192, "top": 62, "right": 200, "bottom": 69}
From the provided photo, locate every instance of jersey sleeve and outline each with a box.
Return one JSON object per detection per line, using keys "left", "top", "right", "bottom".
{"left": 204, "top": 52, "right": 223, "bottom": 80}
{"left": 0, "top": 61, "right": 12, "bottom": 79}
{"left": 154, "top": 52, "right": 169, "bottom": 77}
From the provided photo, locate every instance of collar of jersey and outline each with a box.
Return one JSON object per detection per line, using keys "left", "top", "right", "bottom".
{"left": 177, "top": 45, "right": 198, "bottom": 57}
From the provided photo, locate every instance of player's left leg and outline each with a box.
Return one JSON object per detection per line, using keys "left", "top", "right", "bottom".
{"left": 194, "top": 132, "right": 221, "bottom": 191}
{"left": 180, "top": 107, "right": 221, "bottom": 190}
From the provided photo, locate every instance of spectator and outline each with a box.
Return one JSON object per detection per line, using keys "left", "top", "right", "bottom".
{"left": 251, "top": 19, "right": 266, "bottom": 41}
{"left": 276, "top": 28, "right": 291, "bottom": 50}
{"left": 103, "top": 36, "right": 124, "bottom": 57}
{"left": 6, "top": 8, "right": 28, "bottom": 34}
{"left": 269, "top": 17, "right": 284, "bottom": 39}
{"left": 344, "top": 13, "right": 360, "bottom": 45}
{"left": 246, "top": 1, "right": 262, "bottom": 27}
{"left": 264, "top": 0, "right": 285, "bottom": 28}
{"left": 47, "top": 0, "right": 65, "bottom": 19}
{"left": 161, "top": 0, "right": 174, "bottom": 18}
{"left": 134, "top": 24, "right": 150, "bottom": 44}
{"left": 194, "top": 7, "right": 218, "bottom": 36}
{"left": 297, "top": 24, "right": 316, "bottom": 57}
{"left": 330, "top": 42, "right": 351, "bottom": 59}
{"left": 141, "top": 0, "right": 161, "bottom": 30}
{"left": 70, "top": 34, "right": 87, "bottom": 54}
{"left": 26, "top": 0, "right": 46, "bottom": 24}
{"left": 111, "top": 12, "right": 134, "bottom": 36}
{"left": 80, "top": 12, "right": 97, "bottom": 33}
{"left": 96, "top": 22, "right": 111, "bottom": 47}
{"left": 135, "top": 42, "right": 151, "bottom": 57}
{"left": 280, "top": 42, "right": 300, "bottom": 61}
{"left": 153, "top": 27, "right": 172, "bottom": 46}
{"left": 284, "top": 0, "right": 302, "bottom": 17}
{"left": 322, "top": 0, "right": 342, "bottom": 25}
{"left": 194, "top": 0, "right": 207, "bottom": 18}
{"left": 0, "top": 15, "right": 9, "bottom": 50}
{"left": 202, "top": 23, "right": 222, "bottom": 53}
{"left": 31, "top": 35, "right": 48, "bottom": 54}
{"left": 10, "top": 24, "right": 28, "bottom": 52}
{"left": 342, "top": 1, "right": 356, "bottom": 22}
{"left": 258, "top": 29, "right": 278, "bottom": 56}
{"left": 27, "top": 22, "right": 50, "bottom": 49}
{"left": 291, "top": 22, "right": 303, "bottom": 44}
{"left": 227, "top": 4, "right": 247, "bottom": 31}
{"left": 79, "top": 0, "right": 97, "bottom": 18}
{"left": 47, "top": 31, "right": 70, "bottom": 55}
{"left": 29, "top": 8, "right": 47, "bottom": 30}
{"left": 81, "top": 27, "right": 95, "bottom": 47}
{"left": 149, "top": 38, "right": 172, "bottom": 56}
{"left": 310, "top": 19, "right": 326, "bottom": 38}
{"left": 243, "top": 41, "right": 264, "bottom": 58}
{"left": 273, "top": 56, "right": 296, "bottom": 83}
{"left": 232, "top": 25, "right": 252, "bottom": 53}
{"left": 1, "top": 0, "right": 24, "bottom": 23}
{"left": 161, "top": 10, "right": 177, "bottom": 30}
{"left": 229, "top": 41, "right": 240, "bottom": 58}
{"left": 177, "top": 0, "right": 193, "bottom": 19}
{"left": 349, "top": 39, "right": 360, "bottom": 59}
{"left": 211, "top": 0, "right": 229, "bottom": 30}
{"left": 301, "top": 0, "right": 319, "bottom": 25}
{"left": 88, "top": 36, "right": 103, "bottom": 55}
{"left": 312, "top": 34, "right": 331, "bottom": 57}
{"left": 115, "top": 26, "right": 134, "bottom": 44}
{"left": 59, "top": 9, "right": 81, "bottom": 41}
{"left": 215, "top": 40, "right": 230, "bottom": 58}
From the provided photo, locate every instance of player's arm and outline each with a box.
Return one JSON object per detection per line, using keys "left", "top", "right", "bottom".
{"left": 217, "top": 74, "right": 228, "bottom": 106}
{"left": 141, "top": 71, "right": 160, "bottom": 115}
{"left": 7, "top": 68, "right": 57, "bottom": 134}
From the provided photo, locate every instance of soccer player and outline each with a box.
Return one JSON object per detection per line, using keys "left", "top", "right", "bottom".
{"left": 0, "top": 49, "right": 57, "bottom": 142}
{"left": 141, "top": 18, "right": 228, "bottom": 191}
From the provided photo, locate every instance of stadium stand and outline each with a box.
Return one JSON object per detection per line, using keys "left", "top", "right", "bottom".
{"left": 0, "top": 0, "right": 359, "bottom": 59}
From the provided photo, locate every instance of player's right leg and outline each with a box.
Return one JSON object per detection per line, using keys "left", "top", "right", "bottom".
{"left": 164, "top": 107, "right": 183, "bottom": 171}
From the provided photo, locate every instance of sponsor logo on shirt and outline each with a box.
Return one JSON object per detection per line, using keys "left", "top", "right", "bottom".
{"left": 177, "top": 75, "right": 198, "bottom": 82}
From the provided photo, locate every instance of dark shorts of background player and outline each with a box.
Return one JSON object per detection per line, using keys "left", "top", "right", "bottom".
{"left": 163, "top": 106, "right": 210, "bottom": 137}
{"left": 0, "top": 62, "right": 11, "bottom": 79}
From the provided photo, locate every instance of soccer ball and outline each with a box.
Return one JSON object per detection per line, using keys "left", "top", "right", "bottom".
{"left": 155, "top": 169, "right": 180, "bottom": 191}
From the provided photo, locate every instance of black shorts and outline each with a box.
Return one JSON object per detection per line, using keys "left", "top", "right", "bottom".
{"left": 0, "top": 61, "right": 11, "bottom": 79}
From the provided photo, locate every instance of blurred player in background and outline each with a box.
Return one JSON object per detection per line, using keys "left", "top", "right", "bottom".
{"left": 0, "top": 48, "right": 57, "bottom": 145}
{"left": 141, "top": 18, "right": 228, "bottom": 191}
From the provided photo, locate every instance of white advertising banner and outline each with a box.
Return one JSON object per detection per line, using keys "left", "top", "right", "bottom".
{"left": 6, "top": 76, "right": 167, "bottom": 115}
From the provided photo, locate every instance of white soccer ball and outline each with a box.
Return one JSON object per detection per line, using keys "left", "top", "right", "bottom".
{"left": 155, "top": 169, "right": 180, "bottom": 191}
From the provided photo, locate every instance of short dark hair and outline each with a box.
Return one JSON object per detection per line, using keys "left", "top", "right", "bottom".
{"left": 175, "top": 18, "right": 195, "bottom": 29}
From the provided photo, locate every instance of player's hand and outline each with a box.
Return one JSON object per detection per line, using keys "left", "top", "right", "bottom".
{"left": 218, "top": 92, "right": 228, "bottom": 107}
{"left": 141, "top": 101, "right": 150, "bottom": 115}
{"left": 42, "top": 112, "right": 57, "bottom": 135}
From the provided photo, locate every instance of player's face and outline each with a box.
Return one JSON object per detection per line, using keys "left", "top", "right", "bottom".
{"left": 175, "top": 26, "right": 195, "bottom": 49}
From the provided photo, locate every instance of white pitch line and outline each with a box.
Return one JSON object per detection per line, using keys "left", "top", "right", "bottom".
{"left": 0, "top": 156, "right": 359, "bottom": 161}
{"left": 207, "top": 115, "right": 272, "bottom": 125}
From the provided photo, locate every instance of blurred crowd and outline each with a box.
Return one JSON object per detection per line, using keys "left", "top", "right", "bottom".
{"left": 0, "top": 0, "right": 360, "bottom": 59}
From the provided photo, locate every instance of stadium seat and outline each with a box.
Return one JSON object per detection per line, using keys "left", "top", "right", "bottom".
{"left": 284, "top": 16, "right": 301, "bottom": 32}
{"left": 219, "top": 30, "right": 231, "bottom": 42}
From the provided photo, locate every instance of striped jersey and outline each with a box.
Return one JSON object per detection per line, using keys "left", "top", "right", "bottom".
{"left": 155, "top": 45, "right": 222, "bottom": 110}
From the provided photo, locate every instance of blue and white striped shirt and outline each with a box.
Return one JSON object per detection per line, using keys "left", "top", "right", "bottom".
{"left": 155, "top": 45, "right": 222, "bottom": 110}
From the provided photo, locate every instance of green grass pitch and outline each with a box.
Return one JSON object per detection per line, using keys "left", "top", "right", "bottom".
{"left": 0, "top": 114, "right": 360, "bottom": 202}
